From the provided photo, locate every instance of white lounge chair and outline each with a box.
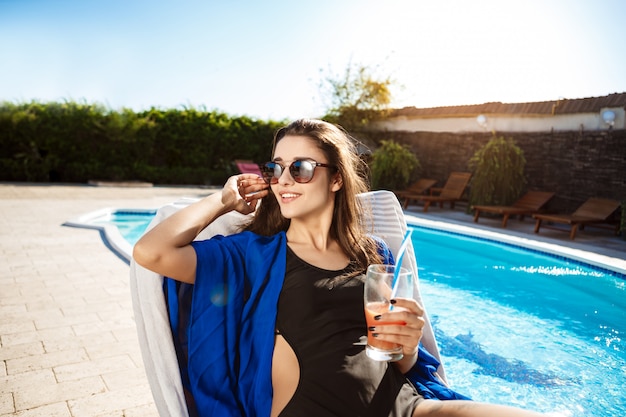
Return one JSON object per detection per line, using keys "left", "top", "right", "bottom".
{"left": 129, "top": 190, "right": 446, "bottom": 416}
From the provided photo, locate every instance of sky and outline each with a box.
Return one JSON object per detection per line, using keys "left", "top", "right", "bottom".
{"left": 1, "top": 0, "right": 625, "bottom": 121}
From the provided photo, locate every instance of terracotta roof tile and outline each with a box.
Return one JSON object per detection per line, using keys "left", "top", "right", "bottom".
{"left": 391, "top": 92, "right": 626, "bottom": 117}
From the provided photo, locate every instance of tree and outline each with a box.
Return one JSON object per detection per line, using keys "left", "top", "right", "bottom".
{"left": 319, "top": 62, "right": 393, "bottom": 131}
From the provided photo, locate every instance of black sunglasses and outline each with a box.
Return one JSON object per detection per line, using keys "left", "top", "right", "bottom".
{"left": 261, "top": 159, "right": 335, "bottom": 184}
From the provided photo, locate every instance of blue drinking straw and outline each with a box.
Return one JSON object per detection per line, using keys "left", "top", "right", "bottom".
{"left": 389, "top": 229, "right": 413, "bottom": 308}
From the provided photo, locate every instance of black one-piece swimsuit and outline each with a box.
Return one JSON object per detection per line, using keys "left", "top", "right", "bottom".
{"left": 275, "top": 247, "right": 423, "bottom": 417}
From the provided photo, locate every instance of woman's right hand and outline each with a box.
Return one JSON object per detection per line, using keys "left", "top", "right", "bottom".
{"left": 222, "top": 174, "right": 269, "bottom": 215}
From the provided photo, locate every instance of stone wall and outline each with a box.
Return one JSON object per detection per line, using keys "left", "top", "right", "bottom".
{"left": 376, "top": 129, "right": 626, "bottom": 213}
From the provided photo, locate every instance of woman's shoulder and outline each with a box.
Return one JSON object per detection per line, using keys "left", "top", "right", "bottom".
{"left": 191, "top": 231, "right": 287, "bottom": 271}
{"left": 232, "top": 230, "right": 285, "bottom": 243}
{"left": 194, "top": 230, "right": 285, "bottom": 249}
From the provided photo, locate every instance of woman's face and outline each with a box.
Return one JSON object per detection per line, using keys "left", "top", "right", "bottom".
{"left": 270, "top": 135, "right": 342, "bottom": 222}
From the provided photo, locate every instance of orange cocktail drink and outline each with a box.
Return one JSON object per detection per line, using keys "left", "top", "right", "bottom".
{"left": 363, "top": 264, "right": 413, "bottom": 362}
{"left": 365, "top": 302, "right": 407, "bottom": 359}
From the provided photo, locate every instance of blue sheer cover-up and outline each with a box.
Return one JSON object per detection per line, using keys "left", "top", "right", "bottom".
{"left": 164, "top": 231, "right": 469, "bottom": 417}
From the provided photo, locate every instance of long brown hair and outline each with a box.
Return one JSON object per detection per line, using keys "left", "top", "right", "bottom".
{"left": 245, "top": 119, "right": 382, "bottom": 270}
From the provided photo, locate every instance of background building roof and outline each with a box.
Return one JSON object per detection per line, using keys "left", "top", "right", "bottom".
{"left": 391, "top": 92, "right": 626, "bottom": 117}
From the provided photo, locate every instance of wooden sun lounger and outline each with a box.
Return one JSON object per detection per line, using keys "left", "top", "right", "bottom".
{"left": 533, "top": 197, "right": 620, "bottom": 240}
{"left": 234, "top": 159, "right": 263, "bottom": 177}
{"left": 394, "top": 179, "right": 437, "bottom": 209}
{"left": 403, "top": 172, "right": 472, "bottom": 212}
{"left": 472, "top": 191, "right": 555, "bottom": 228}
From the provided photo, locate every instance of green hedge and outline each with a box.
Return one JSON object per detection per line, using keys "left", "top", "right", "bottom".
{"left": 0, "top": 101, "right": 284, "bottom": 185}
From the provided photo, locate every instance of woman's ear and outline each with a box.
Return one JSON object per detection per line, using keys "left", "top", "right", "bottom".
{"left": 331, "top": 172, "right": 343, "bottom": 192}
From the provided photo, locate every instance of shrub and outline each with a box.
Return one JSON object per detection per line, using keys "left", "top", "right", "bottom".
{"left": 0, "top": 101, "right": 282, "bottom": 184}
{"left": 469, "top": 134, "right": 526, "bottom": 206}
{"left": 369, "top": 140, "right": 420, "bottom": 190}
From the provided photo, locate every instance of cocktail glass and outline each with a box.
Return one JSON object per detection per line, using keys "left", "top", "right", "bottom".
{"left": 364, "top": 264, "right": 413, "bottom": 361}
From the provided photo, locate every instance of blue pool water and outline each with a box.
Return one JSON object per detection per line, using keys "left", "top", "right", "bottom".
{"left": 106, "top": 211, "right": 625, "bottom": 416}
{"left": 411, "top": 227, "right": 625, "bottom": 416}
{"left": 91, "top": 210, "right": 155, "bottom": 244}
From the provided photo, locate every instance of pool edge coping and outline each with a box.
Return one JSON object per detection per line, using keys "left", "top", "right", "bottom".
{"left": 65, "top": 207, "right": 626, "bottom": 276}
{"left": 404, "top": 214, "right": 626, "bottom": 276}
{"left": 63, "top": 207, "right": 142, "bottom": 264}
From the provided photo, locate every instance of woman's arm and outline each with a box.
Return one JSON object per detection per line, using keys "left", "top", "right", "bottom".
{"left": 132, "top": 174, "right": 268, "bottom": 283}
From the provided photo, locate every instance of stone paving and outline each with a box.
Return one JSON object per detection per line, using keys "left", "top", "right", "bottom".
{"left": 0, "top": 184, "right": 213, "bottom": 417}
{"left": 0, "top": 183, "right": 624, "bottom": 416}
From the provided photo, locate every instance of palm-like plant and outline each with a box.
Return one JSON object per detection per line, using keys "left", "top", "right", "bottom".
{"left": 469, "top": 134, "right": 526, "bottom": 207}
{"left": 370, "top": 140, "right": 420, "bottom": 190}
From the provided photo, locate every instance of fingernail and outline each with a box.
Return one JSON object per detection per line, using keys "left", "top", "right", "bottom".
{"left": 372, "top": 333, "right": 379, "bottom": 338}
{"left": 368, "top": 326, "right": 376, "bottom": 331}
{"left": 374, "top": 315, "right": 382, "bottom": 320}
{"left": 390, "top": 299, "right": 397, "bottom": 304}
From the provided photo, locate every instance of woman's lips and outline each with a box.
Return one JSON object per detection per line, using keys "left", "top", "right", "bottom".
{"left": 279, "top": 192, "right": 300, "bottom": 202}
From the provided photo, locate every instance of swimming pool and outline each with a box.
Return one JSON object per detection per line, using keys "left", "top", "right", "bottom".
{"left": 410, "top": 226, "right": 625, "bottom": 417}
{"left": 67, "top": 209, "right": 626, "bottom": 416}
{"left": 64, "top": 208, "right": 156, "bottom": 263}
{"left": 99, "top": 210, "right": 156, "bottom": 245}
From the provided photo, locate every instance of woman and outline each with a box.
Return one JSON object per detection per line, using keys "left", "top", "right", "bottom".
{"left": 134, "top": 119, "right": 548, "bottom": 417}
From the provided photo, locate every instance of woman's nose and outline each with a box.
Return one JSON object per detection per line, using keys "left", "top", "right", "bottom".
{"left": 277, "top": 165, "right": 294, "bottom": 184}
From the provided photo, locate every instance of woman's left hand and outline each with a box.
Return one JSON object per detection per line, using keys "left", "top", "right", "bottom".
{"left": 370, "top": 297, "right": 425, "bottom": 372}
